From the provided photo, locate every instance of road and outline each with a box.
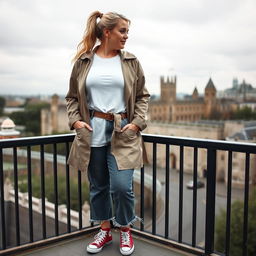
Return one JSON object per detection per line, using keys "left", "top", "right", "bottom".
{"left": 140, "top": 165, "right": 244, "bottom": 247}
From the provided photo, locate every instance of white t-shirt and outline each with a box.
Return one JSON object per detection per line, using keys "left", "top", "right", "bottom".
{"left": 86, "top": 54, "right": 126, "bottom": 147}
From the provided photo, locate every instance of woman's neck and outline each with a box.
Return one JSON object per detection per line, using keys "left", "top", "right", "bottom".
{"left": 96, "top": 44, "right": 119, "bottom": 58}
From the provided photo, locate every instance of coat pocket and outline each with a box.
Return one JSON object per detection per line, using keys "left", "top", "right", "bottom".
{"left": 121, "top": 128, "right": 138, "bottom": 140}
{"left": 68, "top": 127, "right": 91, "bottom": 172}
{"left": 111, "top": 130, "right": 142, "bottom": 170}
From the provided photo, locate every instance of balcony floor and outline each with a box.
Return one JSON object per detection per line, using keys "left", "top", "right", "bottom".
{"left": 18, "top": 230, "right": 193, "bottom": 256}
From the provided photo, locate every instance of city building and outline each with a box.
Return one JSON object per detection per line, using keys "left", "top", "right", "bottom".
{"left": 219, "top": 78, "right": 256, "bottom": 101}
{"left": 149, "top": 76, "right": 237, "bottom": 122}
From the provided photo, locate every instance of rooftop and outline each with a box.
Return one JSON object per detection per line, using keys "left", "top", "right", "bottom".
{"left": 16, "top": 229, "right": 192, "bottom": 256}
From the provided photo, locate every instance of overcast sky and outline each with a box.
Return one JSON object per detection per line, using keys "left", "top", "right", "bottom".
{"left": 0, "top": 0, "right": 255, "bottom": 96}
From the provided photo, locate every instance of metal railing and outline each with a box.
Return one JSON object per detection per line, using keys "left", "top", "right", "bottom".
{"left": 0, "top": 133, "right": 256, "bottom": 256}
{"left": 141, "top": 134, "right": 256, "bottom": 256}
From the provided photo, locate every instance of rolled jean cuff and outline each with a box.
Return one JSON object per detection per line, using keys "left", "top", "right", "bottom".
{"left": 112, "top": 216, "right": 143, "bottom": 227}
{"left": 89, "top": 217, "right": 115, "bottom": 224}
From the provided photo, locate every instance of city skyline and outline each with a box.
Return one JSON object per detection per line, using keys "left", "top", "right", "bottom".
{"left": 0, "top": 0, "right": 255, "bottom": 96}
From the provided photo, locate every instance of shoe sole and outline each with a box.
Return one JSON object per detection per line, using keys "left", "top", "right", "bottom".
{"left": 120, "top": 244, "right": 135, "bottom": 255}
{"left": 86, "top": 240, "right": 112, "bottom": 254}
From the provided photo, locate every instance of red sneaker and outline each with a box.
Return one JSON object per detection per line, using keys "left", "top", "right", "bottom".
{"left": 120, "top": 228, "right": 134, "bottom": 255}
{"left": 86, "top": 228, "right": 112, "bottom": 253}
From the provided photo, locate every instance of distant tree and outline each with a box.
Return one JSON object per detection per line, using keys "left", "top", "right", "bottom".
{"left": 0, "top": 96, "right": 6, "bottom": 116}
{"left": 44, "top": 131, "right": 72, "bottom": 155}
{"left": 10, "top": 102, "right": 50, "bottom": 135}
{"left": 18, "top": 173, "right": 89, "bottom": 211}
{"left": 231, "top": 106, "right": 256, "bottom": 120}
{"left": 215, "top": 188, "right": 256, "bottom": 256}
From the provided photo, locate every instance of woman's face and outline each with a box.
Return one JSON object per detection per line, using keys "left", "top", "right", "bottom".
{"left": 107, "top": 19, "right": 129, "bottom": 50}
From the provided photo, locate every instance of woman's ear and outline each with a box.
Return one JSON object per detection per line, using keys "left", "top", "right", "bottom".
{"left": 103, "top": 28, "right": 111, "bottom": 38}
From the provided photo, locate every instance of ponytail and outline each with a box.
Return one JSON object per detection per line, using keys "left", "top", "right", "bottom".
{"left": 72, "top": 11, "right": 102, "bottom": 62}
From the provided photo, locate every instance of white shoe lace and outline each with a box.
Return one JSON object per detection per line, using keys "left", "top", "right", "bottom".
{"left": 121, "top": 231, "right": 130, "bottom": 246}
{"left": 93, "top": 230, "right": 107, "bottom": 245}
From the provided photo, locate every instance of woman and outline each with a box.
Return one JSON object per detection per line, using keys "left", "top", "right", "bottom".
{"left": 65, "top": 11, "right": 149, "bottom": 255}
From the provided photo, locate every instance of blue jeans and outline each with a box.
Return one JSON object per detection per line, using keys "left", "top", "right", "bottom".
{"left": 87, "top": 119, "right": 137, "bottom": 227}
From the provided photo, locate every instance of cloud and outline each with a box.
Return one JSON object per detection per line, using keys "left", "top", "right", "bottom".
{"left": 0, "top": 0, "right": 256, "bottom": 96}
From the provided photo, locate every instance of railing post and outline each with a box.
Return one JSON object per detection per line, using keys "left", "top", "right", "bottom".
{"left": 204, "top": 148, "right": 216, "bottom": 255}
{"left": 152, "top": 142, "right": 157, "bottom": 235}
{"left": 0, "top": 148, "right": 6, "bottom": 249}
{"left": 140, "top": 166, "right": 145, "bottom": 231}
{"left": 40, "top": 144, "right": 46, "bottom": 239}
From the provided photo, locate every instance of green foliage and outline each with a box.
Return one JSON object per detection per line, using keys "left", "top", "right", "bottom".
{"left": 18, "top": 173, "right": 89, "bottom": 211}
{"left": 215, "top": 188, "right": 256, "bottom": 256}
{"left": 25, "top": 102, "right": 50, "bottom": 112}
{"left": 10, "top": 102, "right": 50, "bottom": 135}
{"left": 0, "top": 96, "right": 6, "bottom": 116}
{"left": 43, "top": 132, "right": 72, "bottom": 155}
{"left": 231, "top": 106, "right": 256, "bottom": 120}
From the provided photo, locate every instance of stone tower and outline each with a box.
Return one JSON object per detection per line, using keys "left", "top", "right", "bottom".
{"left": 192, "top": 87, "right": 199, "bottom": 100}
{"left": 204, "top": 78, "right": 217, "bottom": 117}
{"left": 160, "top": 76, "right": 176, "bottom": 103}
{"left": 51, "top": 94, "right": 59, "bottom": 133}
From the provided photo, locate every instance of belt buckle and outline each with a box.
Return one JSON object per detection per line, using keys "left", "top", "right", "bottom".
{"left": 108, "top": 112, "right": 114, "bottom": 121}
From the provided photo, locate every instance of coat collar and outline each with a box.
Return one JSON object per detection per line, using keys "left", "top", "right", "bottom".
{"left": 79, "top": 45, "right": 137, "bottom": 61}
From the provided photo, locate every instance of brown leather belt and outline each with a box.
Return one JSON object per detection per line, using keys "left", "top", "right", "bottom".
{"left": 91, "top": 110, "right": 127, "bottom": 121}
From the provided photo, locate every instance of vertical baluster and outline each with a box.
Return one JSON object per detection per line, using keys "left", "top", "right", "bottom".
{"left": 152, "top": 143, "right": 157, "bottom": 235}
{"left": 0, "top": 148, "right": 6, "bottom": 249}
{"left": 243, "top": 153, "right": 250, "bottom": 256}
{"left": 225, "top": 150, "right": 232, "bottom": 256}
{"left": 192, "top": 147, "right": 198, "bottom": 247}
{"left": 65, "top": 142, "right": 71, "bottom": 232}
{"left": 78, "top": 170, "right": 82, "bottom": 229}
{"left": 27, "top": 146, "right": 33, "bottom": 242}
{"left": 40, "top": 144, "right": 46, "bottom": 239}
{"left": 165, "top": 144, "right": 170, "bottom": 238}
{"left": 205, "top": 148, "right": 216, "bottom": 255}
{"left": 140, "top": 165, "right": 145, "bottom": 231}
{"left": 53, "top": 143, "right": 59, "bottom": 236}
{"left": 13, "top": 147, "right": 20, "bottom": 245}
{"left": 178, "top": 146, "right": 184, "bottom": 243}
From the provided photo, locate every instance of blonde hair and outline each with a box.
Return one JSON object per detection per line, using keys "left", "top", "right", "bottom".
{"left": 72, "top": 11, "right": 130, "bottom": 62}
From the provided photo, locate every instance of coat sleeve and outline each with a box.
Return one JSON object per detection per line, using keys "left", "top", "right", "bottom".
{"left": 131, "top": 60, "right": 150, "bottom": 131}
{"left": 65, "top": 61, "right": 82, "bottom": 130}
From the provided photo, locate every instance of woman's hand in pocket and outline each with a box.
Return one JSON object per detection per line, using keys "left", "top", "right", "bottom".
{"left": 121, "top": 123, "right": 139, "bottom": 133}
{"left": 73, "top": 121, "right": 93, "bottom": 131}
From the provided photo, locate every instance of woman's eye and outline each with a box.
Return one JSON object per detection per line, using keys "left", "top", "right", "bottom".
{"left": 120, "top": 29, "right": 128, "bottom": 34}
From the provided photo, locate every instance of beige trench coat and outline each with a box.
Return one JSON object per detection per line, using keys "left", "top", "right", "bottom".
{"left": 65, "top": 47, "right": 150, "bottom": 172}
